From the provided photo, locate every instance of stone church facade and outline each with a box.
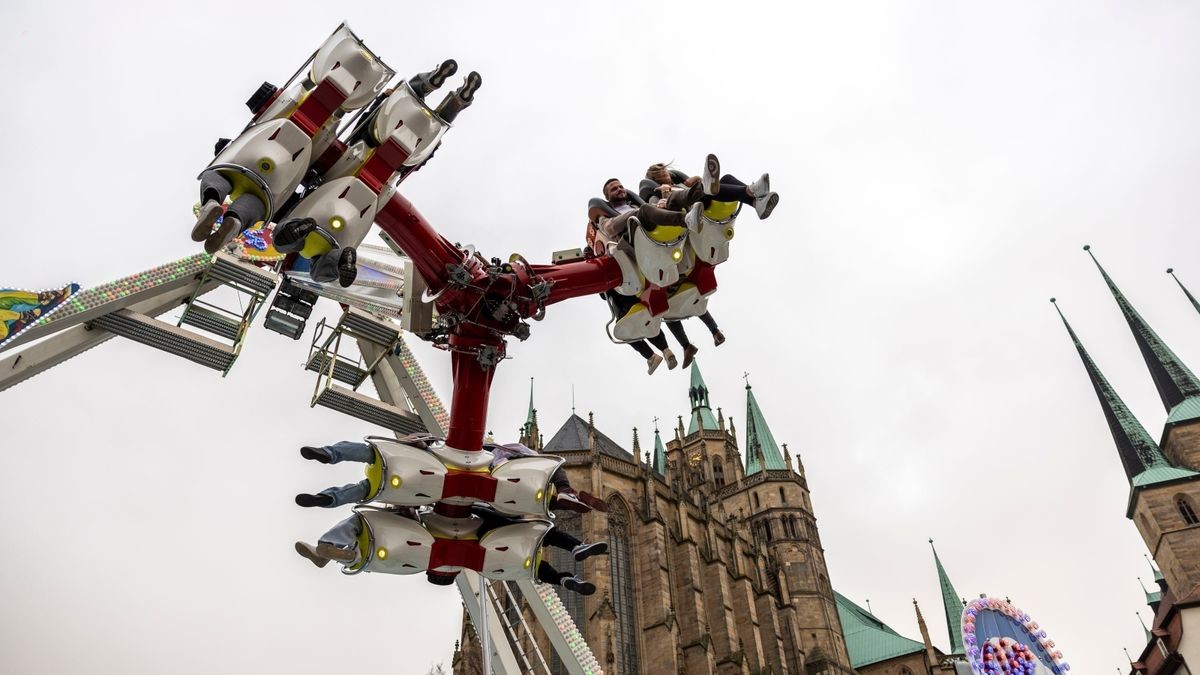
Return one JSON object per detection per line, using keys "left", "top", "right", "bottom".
{"left": 455, "top": 364, "right": 855, "bottom": 674}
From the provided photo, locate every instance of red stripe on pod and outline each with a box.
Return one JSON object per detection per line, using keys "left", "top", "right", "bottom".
{"left": 442, "top": 470, "right": 498, "bottom": 502}
{"left": 428, "top": 539, "right": 486, "bottom": 572}
{"left": 313, "top": 139, "right": 348, "bottom": 176}
{"left": 357, "top": 138, "right": 411, "bottom": 193}
{"left": 689, "top": 259, "right": 718, "bottom": 296}
{"left": 291, "top": 79, "right": 349, "bottom": 137}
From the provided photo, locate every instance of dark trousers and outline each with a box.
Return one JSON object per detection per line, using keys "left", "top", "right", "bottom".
{"left": 199, "top": 169, "right": 267, "bottom": 226}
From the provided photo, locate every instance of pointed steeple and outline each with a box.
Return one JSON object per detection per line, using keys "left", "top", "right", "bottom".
{"left": 631, "top": 427, "right": 642, "bottom": 469}
{"left": 1085, "top": 246, "right": 1200, "bottom": 415}
{"left": 687, "top": 362, "right": 719, "bottom": 434}
{"left": 652, "top": 427, "right": 668, "bottom": 476}
{"left": 1052, "top": 298, "right": 1194, "bottom": 488}
{"left": 1137, "top": 612, "right": 1151, "bottom": 643}
{"left": 519, "top": 377, "right": 540, "bottom": 449}
{"left": 1167, "top": 268, "right": 1200, "bottom": 316}
{"left": 929, "top": 539, "right": 965, "bottom": 654}
{"left": 914, "top": 599, "right": 939, "bottom": 668}
{"left": 743, "top": 378, "right": 786, "bottom": 475}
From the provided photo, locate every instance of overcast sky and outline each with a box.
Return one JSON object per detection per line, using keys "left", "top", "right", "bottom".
{"left": 3, "top": 2, "right": 1200, "bottom": 673}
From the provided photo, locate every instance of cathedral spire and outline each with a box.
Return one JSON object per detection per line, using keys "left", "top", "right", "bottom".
{"left": 1052, "top": 298, "right": 1188, "bottom": 486}
{"left": 743, "top": 378, "right": 786, "bottom": 475}
{"left": 520, "top": 377, "right": 540, "bottom": 449}
{"left": 1085, "top": 246, "right": 1200, "bottom": 413}
{"left": 687, "top": 362, "right": 719, "bottom": 434}
{"left": 929, "top": 538, "right": 965, "bottom": 654}
{"left": 653, "top": 426, "right": 668, "bottom": 476}
{"left": 1167, "top": 268, "right": 1200, "bottom": 316}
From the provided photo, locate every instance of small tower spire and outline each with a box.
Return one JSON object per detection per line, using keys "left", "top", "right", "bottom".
{"left": 632, "top": 427, "right": 642, "bottom": 469}
{"left": 686, "top": 362, "right": 719, "bottom": 434}
{"left": 652, "top": 426, "right": 668, "bottom": 476}
{"left": 1137, "top": 612, "right": 1151, "bottom": 642}
{"left": 914, "top": 598, "right": 939, "bottom": 668}
{"left": 519, "top": 377, "right": 540, "bottom": 449}
{"left": 1085, "top": 246, "right": 1200, "bottom": 412}
{"left": 1167, "top": 268, "right": 1200, "bottom": 316}
{"left": 743, "top": 377, "right": 787, "bottom": 475}
{"left": 929, "top": 538, "right": 966, "bottom": 654}
{"left": 1052, "top": 299, "right": 1196, "bottom": 492}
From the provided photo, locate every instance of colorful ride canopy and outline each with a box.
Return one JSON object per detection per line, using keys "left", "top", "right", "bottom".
{"left": 960, "top": 597, "right": 1070, "bottom": 674}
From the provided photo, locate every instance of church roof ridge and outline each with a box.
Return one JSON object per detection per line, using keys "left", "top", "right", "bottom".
{"left": 834, "top": 591, "right": 927, "bottom": 668}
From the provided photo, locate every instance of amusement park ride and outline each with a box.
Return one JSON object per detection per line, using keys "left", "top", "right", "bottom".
{"left": 0, "top": 24, "right": 751, "bottom": 675}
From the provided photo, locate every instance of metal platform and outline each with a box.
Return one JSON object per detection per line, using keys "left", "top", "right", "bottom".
{"left": 305, "top": 351, "right": 368, "bottom": 387}
{"left": 179, "top": 304, "right": 243, "bottom": 341}
{"left": 340, "top": 307, "right": 400, "bottom": 346}
{"left": 92, "top": 309, "right": 238, "bottom": 372}
{"left": 313, "top": 382, "right": 426, "bottom": 435}
{"left": 207, "top": 252, "right": 279, "bottom": 295}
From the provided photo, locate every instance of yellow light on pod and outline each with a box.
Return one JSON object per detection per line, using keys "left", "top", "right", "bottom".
{"left": 376, "top": 547, "right": 389, "bottom": 560}
{"left": 535, "top": 489, "right": 544, "bottom": 502}
{"left": 390, "top": 475, "right": 402, "bottom": 488}
{"left": 672, "top": 249, "right": 683, "bottom": 262}
{"left": 725, "top": 227, "right": 735, "bottom": 240}
{"left": 258, "top": 158, "right": 275, "bottom": 174}
{"left": 329, "top": 216, "right": 345, "bottom": 231}
{"left": 524, "top": 557, "right": 532, "bottom": 569}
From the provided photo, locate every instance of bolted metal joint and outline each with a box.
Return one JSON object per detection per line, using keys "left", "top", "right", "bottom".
{"left": 445, "top": 264, "right": 472, "bottom": 287}
{"left": 476, "top": 344, "right": 502, "bottom": 368}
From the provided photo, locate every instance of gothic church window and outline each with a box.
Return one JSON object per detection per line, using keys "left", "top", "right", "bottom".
{"left": 713, "top": 457, "right": 725, "bottom": 488}
{"left": 1178, "top": 494, "right": 1199, "bottom": 525}
{"left": 753, "top": 493, "right": 761, "bottom": 510}
{"left": 779, "top": 486, "right": 786, "bottom": 503}
{"left": 607, "top": 497, "right": 641, "bottom": 675}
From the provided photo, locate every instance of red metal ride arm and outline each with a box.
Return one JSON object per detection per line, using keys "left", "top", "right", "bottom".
{"left": 375, "top": 192, "right": 464, "bottom": 296}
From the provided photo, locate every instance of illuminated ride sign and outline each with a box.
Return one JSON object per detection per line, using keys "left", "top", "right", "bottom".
{"left": 960, "top": 597, "right": 1070, "bottom": 674}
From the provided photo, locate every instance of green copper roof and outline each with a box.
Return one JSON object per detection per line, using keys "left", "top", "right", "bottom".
{"left": 1168, "top": 269, "right": 1200, "bottom": 316}
{"left": 1087, "top": 247, "right": 1200, "bottom": 411}
{"left": 1166, "top": 396, "right": 1200, "bottom": 426}
{"left": 1053, "top": 300, "right": 1194, "bottom": 490}
{"left": 652, "top": 428, "right": 667, "bottom": 475}
{"left": 929, "top": 540, "right": 965, "bottom": 654}
{"left": 744, "top": 382, "right": 786, "bottom": 475}
{"left": 834, "top": 592, "right": 927, "bottom": 668}
{"left": 686, "top": 362, "right": 719, "bottom": 434}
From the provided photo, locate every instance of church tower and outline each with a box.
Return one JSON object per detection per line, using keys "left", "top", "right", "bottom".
{"left": 519, "top": 377, "right": 542, "bottom": 450}
{"left": 1076, "top": 251, "right": 1200, "bottom": 602}
{"left": 734, "top": 375, "right": 854, "bottom": 672}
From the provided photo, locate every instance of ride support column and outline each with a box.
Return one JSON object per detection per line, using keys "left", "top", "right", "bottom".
{"left": 444, "top": 326, "right": 503, "bottom": 452}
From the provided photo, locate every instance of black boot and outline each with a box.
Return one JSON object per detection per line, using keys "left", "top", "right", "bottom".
{"left": 337, "top": 247, "right": 358, "bottom": 288}
{"left": 435, "top": 71, "right": 482, "bottom": 123}
{"left": 295, "top": 493, "right": 334, "bottom": 508}
{"left": 273, "top": 218, "right": 317, "bottom": 253}
{"left": 408, "top": 59, "right": 458, "bottom": 99}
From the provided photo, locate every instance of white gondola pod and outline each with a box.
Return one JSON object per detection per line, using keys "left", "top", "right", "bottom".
{"left": 611, "top": 302, "right": 663, "bottom": 343}
{"left": 283, "top": 176, "right": 380, "bottom": 249}
{"left": 688, "top": 202, "right": 740, "bottom": 266}
{"left": 206, "top": 119, "right": 313, "bottom": 219}
{"left": 662, "top": 282, "right": 709, "bottom": 321}
{"left": 371, "top": 82, "right": 450, "bottom": 167}
{"left": 310, "top": 25, "right": 394, "bottom": 111}
{"left": 632, "top": 226, "right": 688, "bottom": 289}
{"left": 365, "top": 437, "right": 453, "bottom": 506}
{"left": 604, "top": 240, "right": 644, "bottom": 296}
{"left": 477, "top": 520, "right": 552, "bottom": 581}
{"left": 343, "top": 507, "right": 434, "bottom": 576}
{"left": 489, "top": 455, "right": 562, "bottom": 519}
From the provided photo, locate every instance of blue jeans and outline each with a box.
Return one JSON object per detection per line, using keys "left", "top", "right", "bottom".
{"left": 320, "top": 440, "right": 375, "bottom": 464}
{"left": 314, "top": 441, "right": 376, "bottom": 507}
{"left": 319, "top": 515, "right": 362, "bottom": 550}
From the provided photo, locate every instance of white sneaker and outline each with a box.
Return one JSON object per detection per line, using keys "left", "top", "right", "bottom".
{"left": 755, "top": 192, "right": 779, "bottom": 220}
{"left": 647, "top": 353, "right": 664, "bottom": 374}
{"left": 191, "top": 200, "right": 223, "bottom": 242}
{"left": 749, "top": 173, "right": 770, "bottom": 198}
{"left": 663, "top": 348, "right": 678, "bottom": 370}
{"left": 702, "top": 153, "right": 721, "bottom": 195}
{"left": 685, "top": 201, "right": 704, "bottom": 231}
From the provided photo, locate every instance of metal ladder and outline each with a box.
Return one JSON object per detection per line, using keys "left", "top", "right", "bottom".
{"left": 487, "top": 579, "right": 552, "bottom": 675}
{"left": 307, "top": 307, "right": 427, "bottom": 434}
